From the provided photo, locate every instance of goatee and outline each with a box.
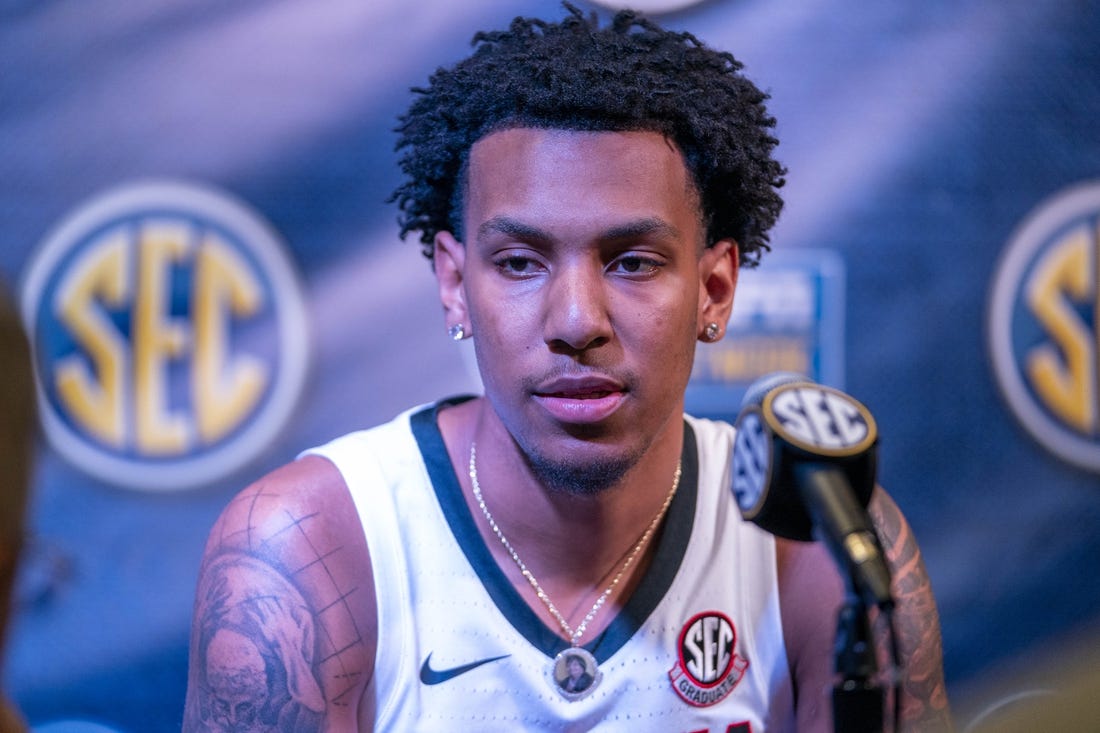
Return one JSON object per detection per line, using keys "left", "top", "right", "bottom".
{"left": 522, "top": 449, "right": 638, "bottom": 497}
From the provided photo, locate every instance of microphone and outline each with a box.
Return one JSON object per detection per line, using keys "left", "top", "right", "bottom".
{"left": 731, "top": 373, "right": 894, "bottom": 608}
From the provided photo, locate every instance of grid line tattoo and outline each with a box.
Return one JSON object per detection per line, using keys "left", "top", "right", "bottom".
{"left": 185, "top": 480, "right": 372, "bottom": 731}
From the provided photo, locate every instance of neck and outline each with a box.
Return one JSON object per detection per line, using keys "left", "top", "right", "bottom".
{"left": 438, "top": 397, "right": 684, "bottom": 636}
{"left": 453, "top": 397, "right": 683, "bottom": 551}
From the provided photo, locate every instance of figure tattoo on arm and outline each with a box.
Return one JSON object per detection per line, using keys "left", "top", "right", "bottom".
{"left": 184, "top": 483, "right": 369, "bottom": 732}
{"left": 190, "top": 552, "right": 326, "bottom": 731}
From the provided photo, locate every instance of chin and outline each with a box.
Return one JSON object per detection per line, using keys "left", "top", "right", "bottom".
{"left": 521, "top": 440, "right": 641, "bottom": 497}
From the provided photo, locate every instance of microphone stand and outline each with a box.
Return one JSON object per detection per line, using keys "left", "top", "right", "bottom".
{"left": 832, "top": 580, "right": 885, "bottom": 733}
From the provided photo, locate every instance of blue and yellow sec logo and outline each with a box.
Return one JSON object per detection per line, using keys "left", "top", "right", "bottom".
{"left": 988, "top": 181, "right": 1100, "bottom": 473}
{"left": 21, "top": 181, "right": 309, "bottom": 491}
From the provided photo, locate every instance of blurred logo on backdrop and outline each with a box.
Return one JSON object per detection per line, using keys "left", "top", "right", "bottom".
{"left": 686, "top": 249, "right": 845, "bottom": 421}
{"left": 988, "top": 181, "right": 1100, "bottom": 474}
{"left": 20, "top": 181, "right": 309, "bottom": 491}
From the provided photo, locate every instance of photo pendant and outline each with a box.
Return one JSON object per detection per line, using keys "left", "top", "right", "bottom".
{"left": 549, "top": 647, "right": 602, "bottom": 701}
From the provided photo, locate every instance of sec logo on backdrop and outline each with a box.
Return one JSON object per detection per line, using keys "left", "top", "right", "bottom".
{"left": 21, "top": 181, "right": 309, "bottom": 491}
{"left": 988, "top": 181, "right": 1100, "bottom": 474}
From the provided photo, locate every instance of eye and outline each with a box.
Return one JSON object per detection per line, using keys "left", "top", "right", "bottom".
{"left": 502, "top": 256, "right": 532, "bottom": 272}
{"left": 493, "top": 252, "right": 544, "bottom": 278}
{"left": 609, "top": 254, "right": 663, "bottom": 276}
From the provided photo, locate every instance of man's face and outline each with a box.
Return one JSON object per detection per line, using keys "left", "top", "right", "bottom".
{"left": 205, "top": 628, "right": 268, "bottom": 732}
{"left": 440, "top": 127, "right": 735, "bottom": 491}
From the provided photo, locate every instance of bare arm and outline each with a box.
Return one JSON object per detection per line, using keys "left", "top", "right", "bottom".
{"left": 183, "top": 455, "right": 377, "bottom": 732}
{"left": 779, "top": 487, "right": 952, "bottom": 732}
{"left": 869, "top": 489, "right": 953, "bottom": 731}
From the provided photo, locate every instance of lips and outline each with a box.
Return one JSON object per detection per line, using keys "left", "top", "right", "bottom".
{"left": 541, "top": 385, "right": 617, "bottom": 399}
{"left": 533, "top": 375, "right": 627, "bottom": 424}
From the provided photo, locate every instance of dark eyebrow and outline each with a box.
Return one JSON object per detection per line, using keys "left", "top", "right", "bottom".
{"left": 477, "top": 216, "right": 680, "bottom": 244}
{"left": 602, "top": 217, "right": 681, "bottom": 242}
{"left": 477, "top": 216, "right": 551, "bottom": 244}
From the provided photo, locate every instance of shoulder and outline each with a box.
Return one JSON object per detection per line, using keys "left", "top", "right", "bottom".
{"left": 683, "top": 412, "right": 735, "bottom": 444}
{"left": 185, "top": 455, "right": 377, "bottom": 730}
{"left": 204, "top": 454, "right": 357, "bottom": 553}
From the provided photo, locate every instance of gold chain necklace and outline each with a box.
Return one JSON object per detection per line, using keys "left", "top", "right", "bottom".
{"left": 468, "top": 442, "right": 681, "bottom": 699}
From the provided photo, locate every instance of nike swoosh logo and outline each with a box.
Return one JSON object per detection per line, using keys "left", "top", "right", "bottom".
{"left": 419, "top": 652, "right": 510, "bottom": 685}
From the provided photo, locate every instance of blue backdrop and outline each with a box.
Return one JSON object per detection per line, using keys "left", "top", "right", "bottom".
{"left": 3, "top": 1, "right": 1099, "bottom": 730}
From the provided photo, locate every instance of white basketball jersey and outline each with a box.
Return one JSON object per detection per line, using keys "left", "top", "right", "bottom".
{"left": 305, "top": 399, "right": 795, "bottom": 732}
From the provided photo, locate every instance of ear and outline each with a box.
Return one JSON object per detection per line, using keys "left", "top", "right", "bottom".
{"left": 434, "top": 231, "right": 469, "bottom": 333}
{"left": 697, "top": 239, "right": 739, "bottom": 342}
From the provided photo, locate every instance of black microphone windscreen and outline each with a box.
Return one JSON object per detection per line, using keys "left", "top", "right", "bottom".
{"left": 739, "top": 371, "right": 808, "bottom": 410}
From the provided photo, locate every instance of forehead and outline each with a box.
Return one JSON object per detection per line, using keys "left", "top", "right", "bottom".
{"left": 464, "top": 127, "right": 702, "bottom": 241}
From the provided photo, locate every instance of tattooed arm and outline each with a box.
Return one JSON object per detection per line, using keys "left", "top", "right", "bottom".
{"left": 183, "top": 455, "right": 377, "bottom": 732}
{"left": 777, "top": 486, "right": 953, "bottom": 732}
{"left": 868, "top": 488, "right": 953, "bottom": 731}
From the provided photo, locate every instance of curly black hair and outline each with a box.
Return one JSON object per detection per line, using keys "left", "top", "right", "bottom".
{"left": 391, "top": 2, "right": 785, "bottom": 266}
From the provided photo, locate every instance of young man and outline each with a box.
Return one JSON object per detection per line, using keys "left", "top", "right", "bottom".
{"left": 185, "top": 6, "right": 951, "bottom": 731}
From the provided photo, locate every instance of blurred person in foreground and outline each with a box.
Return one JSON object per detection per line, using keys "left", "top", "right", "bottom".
{"left": 184, "top": 4, "right": 952, "bottom": 730}
{"left": 0, "top": 283, "right": 35, "bottom": 733}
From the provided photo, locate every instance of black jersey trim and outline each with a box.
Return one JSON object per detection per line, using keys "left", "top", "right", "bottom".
{"left": 410, "top": 401, "right": 699, "bottom": 664}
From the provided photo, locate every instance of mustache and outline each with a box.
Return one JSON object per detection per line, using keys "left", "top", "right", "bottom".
{"left": 522, "top": 364, "right": 638, "bottom": 395}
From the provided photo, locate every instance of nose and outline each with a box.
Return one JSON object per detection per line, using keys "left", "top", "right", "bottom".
{"left": 543, "top": 261, "right": 612, "bottom": 353}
